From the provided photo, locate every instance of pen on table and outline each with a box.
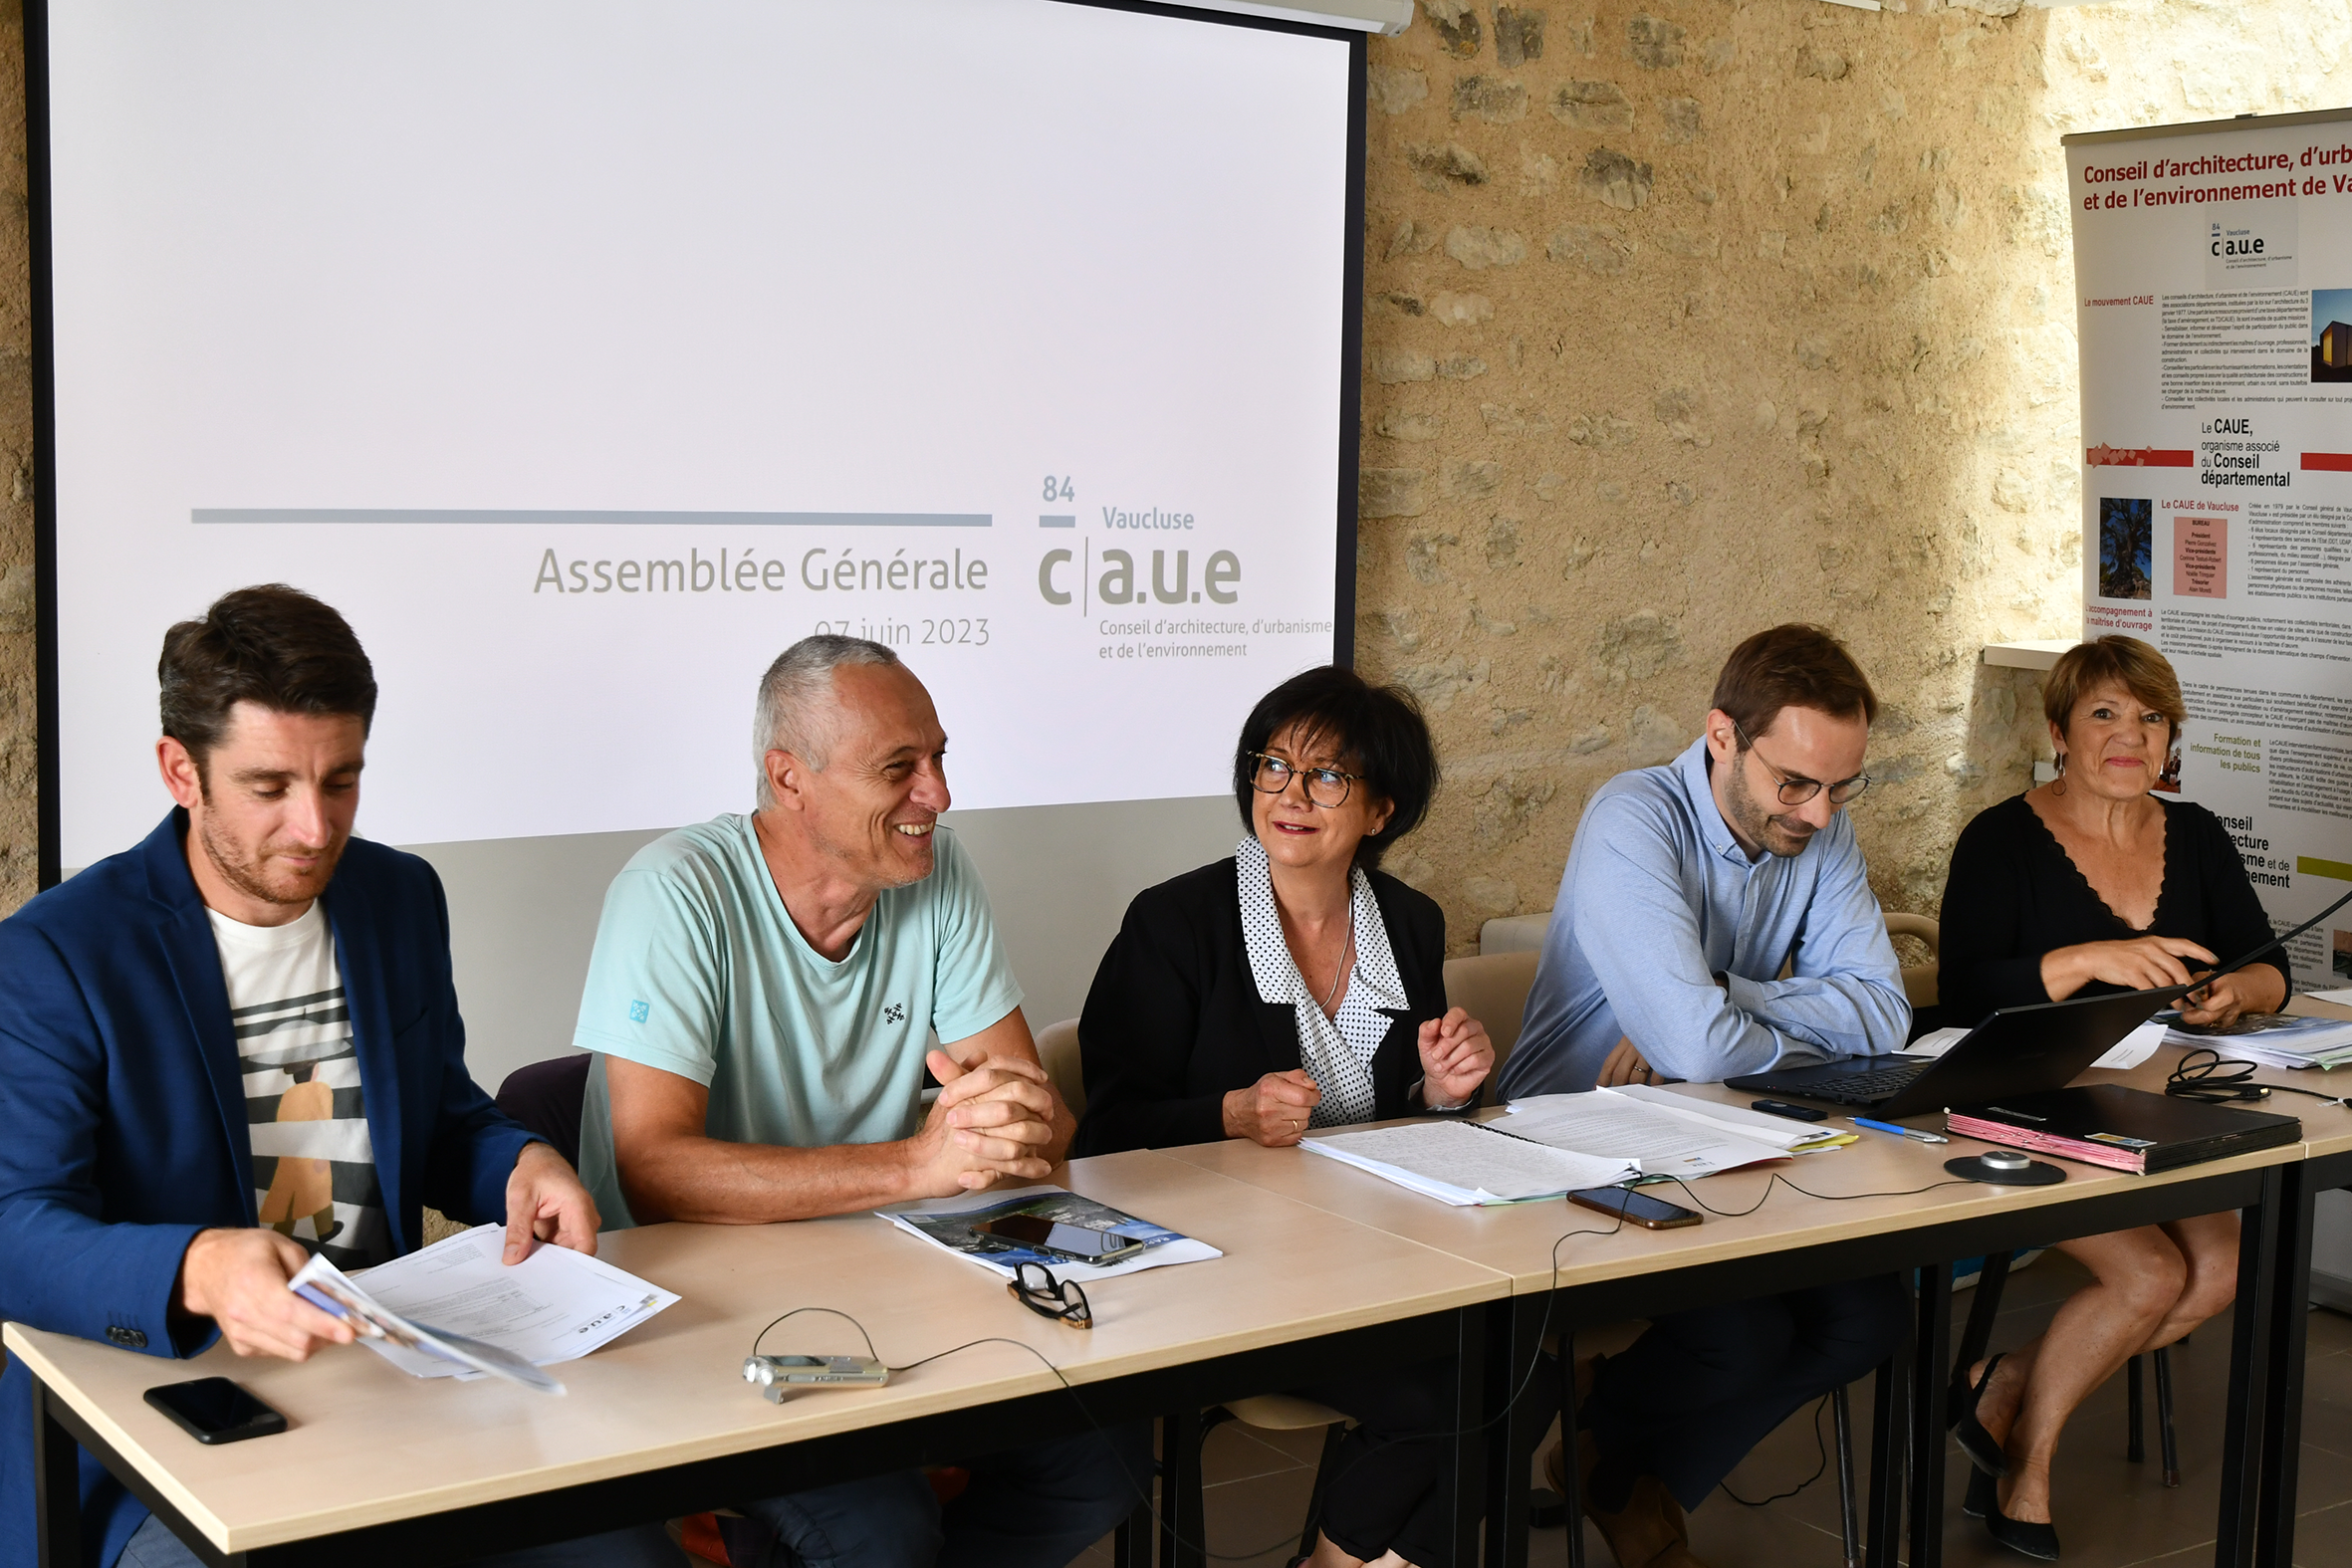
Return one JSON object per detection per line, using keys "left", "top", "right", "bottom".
{"left": 1849, "top": 1115, "right": 1949, "bottom": 1145}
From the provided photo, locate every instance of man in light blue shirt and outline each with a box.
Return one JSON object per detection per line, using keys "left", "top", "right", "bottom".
{"left": 1504, "top": 625, "right": 1910, "bottom": 1568}
{"left": 572, "top": 635, "right": 1144, "bottom": 1568}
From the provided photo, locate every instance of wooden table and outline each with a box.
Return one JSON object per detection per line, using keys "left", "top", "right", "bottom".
{"left": 1165, "top": 1061, "right": 2313, "bottom": 1568}
{"left": 12, "top": 1150, "right": 1512, "bottom": 1568}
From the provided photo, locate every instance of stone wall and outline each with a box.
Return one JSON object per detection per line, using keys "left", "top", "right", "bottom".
{"left": 0, "top": 1, "right": 2342, "bottom": 927}
{"left": 1354, "top": 0, "right": 2350, "bottom": 945}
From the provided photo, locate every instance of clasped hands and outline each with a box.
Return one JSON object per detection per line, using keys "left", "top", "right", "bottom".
{"left": 175, "top": 1141, "right": 599, "bottom": 1363}
{"left": 1225, "top": 1007, "right": 1495, "bottom": 1147}
{"left": 910, "top": 1047, "right": 1060, "bottom": 1194}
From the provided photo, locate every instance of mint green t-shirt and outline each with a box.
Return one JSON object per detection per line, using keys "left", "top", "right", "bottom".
{"left": 574, "top": 814, "right": 1024, "bottom": 1229}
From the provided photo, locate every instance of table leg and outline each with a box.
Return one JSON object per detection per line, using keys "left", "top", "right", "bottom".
{"left": 1862, "top": 1294, "right": 1908, "bottom": 1568}
{"left": 32, "top": 1375, "right": 83, "bottom": 1568}
{"left": 1447, "top": 1304, "right": 1489, "bottom": 1568}
{"left": 1907, "top": 1263, "right": 1954, "bottom": 1568}
{"left": 1559, "top": 1325, "right": 1586, "bottom": 1568}
{"left": 2217, "top": 1164, "right": 2282, "bottom": 1568}
{"left": 1484, "top": 1294, "right": 1548, "bottom": 1568}
{"left": 1158, "top": 1409, "right": 1206, "bottom": 1568}
{"left": 2255, "top": 1159, "right": 2316, "bottom": 1568}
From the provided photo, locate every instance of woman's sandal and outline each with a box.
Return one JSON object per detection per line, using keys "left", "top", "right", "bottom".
{"left": 1949, "top": 1351, "right": 2011, "bottom": 1476}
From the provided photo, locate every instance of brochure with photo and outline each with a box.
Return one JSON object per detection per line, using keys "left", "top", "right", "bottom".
{"left": 879, "top": 1186, "right": 1220, "bottom": 1279}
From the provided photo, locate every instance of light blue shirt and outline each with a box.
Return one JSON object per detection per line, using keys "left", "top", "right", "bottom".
{"left": 574, "top": 815, "right": 1024, "bottom": 1229}
{"left": 1498, "top": 738, "right": 1907, "bottom": 1098}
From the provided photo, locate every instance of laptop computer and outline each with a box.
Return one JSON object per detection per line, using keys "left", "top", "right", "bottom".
{"left": 1726, "top": 987, "right": 2171, "bottom": 1118}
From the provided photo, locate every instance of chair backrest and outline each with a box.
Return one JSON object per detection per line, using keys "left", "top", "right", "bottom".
{"left": 1441, "top": 949, "right": 1542, "bottom": 1082}
{"left": 1884, "top": 912, "right": 1941, "bottom": 1008}
{"left": 1036, "top": 1017, "right": 1085, "bottom": 1120}
{"left": 495, "top": 1053, "right": 593, "bottom": 1171}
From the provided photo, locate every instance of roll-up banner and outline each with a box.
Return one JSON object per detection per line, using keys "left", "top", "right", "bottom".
{"left": 2064, "top": 108, "right": 2352, "bottom": 991}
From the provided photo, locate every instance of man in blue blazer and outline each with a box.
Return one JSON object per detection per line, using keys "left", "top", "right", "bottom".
{"left": 0, "top": 585, "right": 629, "bottom": 1568}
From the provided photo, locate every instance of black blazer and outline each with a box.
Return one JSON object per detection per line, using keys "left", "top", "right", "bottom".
{"left": 1071, "top": 856, "right": 1453, "bottom": 1157}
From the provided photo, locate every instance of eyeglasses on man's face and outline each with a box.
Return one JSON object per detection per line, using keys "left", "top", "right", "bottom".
{"left": 1733, "top": 721, "right": 1871, "bottom": 807}
{"left": 1248, "top": 752, "right": 1358, "bottom": 809}
{"left": 1007, "top": 1261, "right": 1092, "bottom": 1329}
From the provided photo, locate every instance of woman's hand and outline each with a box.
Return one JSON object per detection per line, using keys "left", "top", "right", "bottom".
{"left": 1223, "top": 1070, "right": 1321, "bottom": 1146}
{"left": 2177, "top": 965, "right": 2287, "bottom": 1028}
{"left": 1596, "top": 1036, "right": 1664, "bottom": 1087}
{"left": 2040, "top": 936, "right": 2215, "bottom": 1001}
{"left": 1416, "top": 1008, "right": 1493, "bottom": 1108}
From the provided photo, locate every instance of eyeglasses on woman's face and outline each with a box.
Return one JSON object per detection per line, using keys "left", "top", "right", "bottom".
{"left": 1248, "top": 752, "right": 1358, "bottom": 809}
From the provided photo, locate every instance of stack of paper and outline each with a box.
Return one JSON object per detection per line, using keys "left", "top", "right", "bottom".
{"left": 2167, "top": 1010, "right": 2352, "bottom": 1069}
{"left": 1300, "top": 1120, "right": 1639, "bottom": 1205}
{"left": 290, "top": 1226, "right": 679, "bottom": 1393}
{"left": 879, "top": 1186, "right": 1221, "bottom": 1279}
{"left": 1502, "top": 1086, "right": 1833, "bottom": 1179}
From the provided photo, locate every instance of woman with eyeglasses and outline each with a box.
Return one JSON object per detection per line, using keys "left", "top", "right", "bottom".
{"left": 1937, "top": 636, "right": 2280, "bottom": 1560}
{"left": 1072, "top": 665, "right": 1500, "bottom": 1568}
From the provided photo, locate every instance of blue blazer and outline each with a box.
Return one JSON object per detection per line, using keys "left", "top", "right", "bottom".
{"left": 0, "top": 810, "right": 540, "bottom": 1567}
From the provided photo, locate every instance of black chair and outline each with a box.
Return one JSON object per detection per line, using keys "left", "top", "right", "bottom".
{"left": 496, "top": 1053, "right": 591, "bottom": 1169}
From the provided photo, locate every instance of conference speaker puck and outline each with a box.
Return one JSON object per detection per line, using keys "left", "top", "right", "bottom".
{"left": 1945, "top": 1149, "right": 2065, "bottom": 1186}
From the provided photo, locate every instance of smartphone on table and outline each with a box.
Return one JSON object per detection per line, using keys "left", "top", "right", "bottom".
{"left": 975, "top": 1213, "right": 1147, "bottom": 1264}
{"left": 1566, "top": 1186, "right": 1702, "bottom": 1230}
{"left": 144, "top": 1378, "right": 287, "bottom": 1444}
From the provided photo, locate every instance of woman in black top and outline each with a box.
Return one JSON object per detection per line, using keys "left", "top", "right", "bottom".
{"left": 1939, "top": 637, "right": 2285, "bottom": 1560}
{"left": 1074, "top": 666, "right": 1499, "bottom": 1568}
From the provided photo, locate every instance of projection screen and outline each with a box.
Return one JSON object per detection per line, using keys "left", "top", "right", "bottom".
{"left": 34, "top": 0, "right": 1365, "bottom": 1083}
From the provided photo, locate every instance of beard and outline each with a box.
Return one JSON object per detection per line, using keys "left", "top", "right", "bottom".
{"left": 1723, "top": 756, "right": 1818, "bottom": 859}
{"left": 196, "top": 809, "right": 347, "bottom": 907}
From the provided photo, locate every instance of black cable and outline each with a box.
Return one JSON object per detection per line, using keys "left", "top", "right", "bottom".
{"left": 750, "top": 1305, "right": 878, "bottom": 1363}
{"left": 2167, "top": 1045, "right": 2350, "bottom": 1107}
{"left": 1720, "top": 1393, "right": 1831, "bottom": 1507}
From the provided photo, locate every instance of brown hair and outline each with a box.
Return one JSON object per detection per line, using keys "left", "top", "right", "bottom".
{"left": 2041, "top": 636, "right": 2185, "bottom": 746}
{"left": 159, "top": 584, "right": 378, "bottom": 770}
{"left": 1710, "top": 623, "right": 1878, "bottom": 745}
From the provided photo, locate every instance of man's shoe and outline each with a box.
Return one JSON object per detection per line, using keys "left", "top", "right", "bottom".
{"left": 1584, "top": 1476, "right": 1689, "bottom": 1568}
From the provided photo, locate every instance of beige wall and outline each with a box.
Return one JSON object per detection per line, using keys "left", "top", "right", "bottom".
{"left": 1353, "top": 0, "right": 2349, "bottom": 946}
{"left": 0, "top": 1, "right": 2342, "bottom": 931}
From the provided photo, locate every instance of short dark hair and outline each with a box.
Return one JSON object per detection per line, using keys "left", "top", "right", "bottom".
{"left": 159, "top": 584, "right": 378, "bottom": 769}
{"left": 1232, "top": 666, "right": 1437, "bottom": 870}
{"left": 1710, "top": 623, "right": 1877, "bottom": 746}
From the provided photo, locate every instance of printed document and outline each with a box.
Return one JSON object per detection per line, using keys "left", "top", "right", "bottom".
{"left": 1300, "top": 1120, "right": 1638, "bottom": 1205}
{"left": 1501, "top": 1089, "right": 1795, "bottom": 1178}
{"left": 1908, "top": 1020, "right": 2166, "bottom": 1071}
{"left": 292, "top": 1225, "right": 679, "bottom": 1391}
{"left": 879, "top": 1186, "right": 1221, "bottom": 1279}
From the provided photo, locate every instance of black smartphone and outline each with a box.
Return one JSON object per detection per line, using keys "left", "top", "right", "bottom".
{"left": 144, "top": 1378, "right": 287, "bottom": 1445}
{"left": 1567, "top": 1186, "right": 1702, "bottom": 1230}
{"left": 975, "top": 1213, "right": 1146, "bottom": 1264}
{"left": 1750, "top": 1099, "right": 1828, "bottom": 1123}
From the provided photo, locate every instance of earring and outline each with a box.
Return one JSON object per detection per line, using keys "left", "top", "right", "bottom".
{"left": 2051, "top": 752, "right": 2068, "bottom": 795}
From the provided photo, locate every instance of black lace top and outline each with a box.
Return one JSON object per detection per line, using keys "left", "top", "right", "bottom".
{"left": 1937, "top": 792, "right": 2285, "bottom": 1027}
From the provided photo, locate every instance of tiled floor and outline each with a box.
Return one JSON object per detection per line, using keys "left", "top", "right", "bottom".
{"left": 1075, "top": 1254, "right": 2352, "bottom": 1567}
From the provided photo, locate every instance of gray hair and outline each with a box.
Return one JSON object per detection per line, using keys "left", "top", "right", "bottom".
{"left": 752, "top": 635, "right": 902, "bottom": 807}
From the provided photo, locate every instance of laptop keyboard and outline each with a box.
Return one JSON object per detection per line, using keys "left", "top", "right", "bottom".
{"left": 1786, "top": 1061, "right": 1929, "bottom": 1104}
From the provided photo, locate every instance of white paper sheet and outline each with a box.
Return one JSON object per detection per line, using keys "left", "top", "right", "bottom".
{"left": 345, "top": 1225, "right": 678, "bottom": 1382}
{"left": 1900, "top": 1019, "right": 2164, "bottom": 1070}
{"left": 1500, "top": 1090, "right": 1793, "bottom": 1178}
{"left": 1605, "top": 1084, "right": 1846, "bottom": 1151}
{"left": 1300, "top": 1121, "right": 1639, "bottom": 1205}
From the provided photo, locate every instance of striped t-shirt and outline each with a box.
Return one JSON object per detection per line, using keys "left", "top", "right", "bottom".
{"left": 208, "top": 901, "right": 389, "bottom": 1269}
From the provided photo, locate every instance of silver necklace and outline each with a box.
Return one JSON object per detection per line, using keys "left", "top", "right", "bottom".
{"left": 1319, "top": 903, "right": 1357, "bottom": 1015}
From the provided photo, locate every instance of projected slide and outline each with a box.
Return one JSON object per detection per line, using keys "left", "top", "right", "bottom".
{"left": 44, "top": 0, "right": 1353, "bottom": 864}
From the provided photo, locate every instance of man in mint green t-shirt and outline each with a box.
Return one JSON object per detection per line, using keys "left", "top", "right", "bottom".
{"left": 571, "top": 636, "right": 1142, "bottom": 1568}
